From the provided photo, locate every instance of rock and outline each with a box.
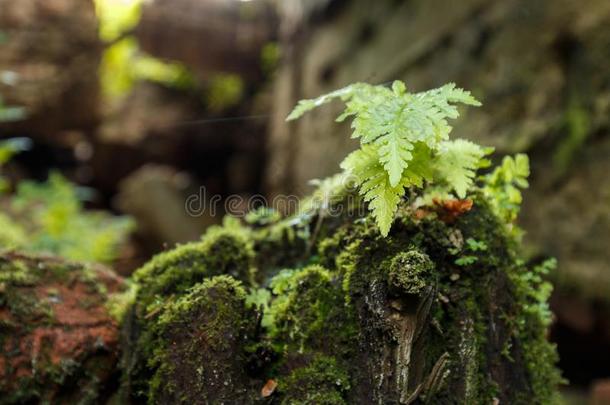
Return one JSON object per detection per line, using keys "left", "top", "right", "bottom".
{"left": 0, "top": 251, "right": 125, "bottom": 404}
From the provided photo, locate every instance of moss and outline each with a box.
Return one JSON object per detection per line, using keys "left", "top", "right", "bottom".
{"left": 387, "top": 250, "right": 434, "bottom": 296}
{"left": 133, "top": 225, "right": 255, "bottom": 312}
{"left": 126, "top": 225, "right": 257, "bottom": 402}
{"left": 0, "top": 252, "right": 122, "bottom": 404}
{"left": 279, "top": 356, "right": 350, "bottom": 405}
{"left": 267, "top": 265, "right": 356, "bottom": 356}
{"left": 145, "top": 275, "right": 256, "bottom": 404}
{"left": 199, "top": 225, "right": 256, "bottom": 284}
{"left": 122, "top": 191, "right": 560, "bottom": 403}
{"left": 107, "top": 281, "right": 137, "bottom": 323}
{"left": 132, "top": 242, "right": 209, "bottom": 311}
{"left": 509, "top": 260, "right": 564, "bottom": 404}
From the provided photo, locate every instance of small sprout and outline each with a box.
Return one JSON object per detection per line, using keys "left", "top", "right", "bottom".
{"left": 455, "top": 256, "right": 477, "bottom": 266}
{"left": 465, "top": 238, "right": 487, "bottom": 252}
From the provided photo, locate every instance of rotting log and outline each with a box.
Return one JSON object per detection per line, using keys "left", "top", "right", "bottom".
{"left": 0, "top": 251, "right": 125, "bottom": 404}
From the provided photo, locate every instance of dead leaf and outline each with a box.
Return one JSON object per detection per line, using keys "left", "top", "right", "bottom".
{"left": 261, "top": 379, "right": 277, "bottom": 397}
{"left": 432, "top": 198, "right": 473, "bottom": 223}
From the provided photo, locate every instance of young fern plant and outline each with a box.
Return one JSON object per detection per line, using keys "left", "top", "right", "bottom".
{"left": 287, "top": 81, "right": 492, "bottom": 236}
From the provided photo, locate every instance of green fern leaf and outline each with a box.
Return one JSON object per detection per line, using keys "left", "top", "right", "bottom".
{"left": 288, "top": 80, "right": 485, "bottom": 236}
{"left": 286, "top": 84, "right": 361, "bottom": 121}
{"left": 341, "top": 145, "right": 403, "bottom": 236}
{"left": 434, "top": 139, "right": 489, "bottom": 198}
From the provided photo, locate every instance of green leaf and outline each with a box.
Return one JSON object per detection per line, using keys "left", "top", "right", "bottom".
{"left": 286, "top": 84, "right": 361, "bottom": 121}
{"left": 434, "top": 139, "right": 489, "bottom": 198}
{"left": 341, "top": 145, "right": 405, "bottom": 236}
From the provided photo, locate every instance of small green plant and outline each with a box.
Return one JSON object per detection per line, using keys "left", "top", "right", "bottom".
{"left": 288, "top": 81, "right": 491, "bottom": 235}
{"left": 482, "top": 153, "right": 530, "bottom": 224}
{"left": 0, "top": 170, "right": 133, "bottom": 264}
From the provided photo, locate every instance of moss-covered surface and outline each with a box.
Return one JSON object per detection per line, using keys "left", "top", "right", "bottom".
{"left": 122, "top": 224, "right": 258, "bottom": 403}
{"left": 120, "top": 190, "right": 561, "bottom": 403}
{"left": 148, "top": 275, "right": 257, "bottom": 403}
{"left": 0, "top": 251, "right": 124, "bottom": 404}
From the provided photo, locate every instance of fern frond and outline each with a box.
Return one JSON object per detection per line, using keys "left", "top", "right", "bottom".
{"left": 434, "top": 139, "right": 490, "bottom": 198}
{"left": 311, "top": 81, "right": 481, "bottom": 188}
{"left": 286, "top": 84, "right": 364, "bottom": 121}
{"left": 288, "top": 80, "right": 485, "bottom": 236}
{"left": 341, "top": 145, "right": 407, "bottom": 236}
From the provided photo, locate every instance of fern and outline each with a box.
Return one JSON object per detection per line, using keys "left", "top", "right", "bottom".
{"left": 482, "top": 153, "right": 530, "bottom": 224}
{"left": 288, "top": 80, "right": 487, "bottom": 236}
{"left": 433, "top": 139, "right": 492, "bottom": 198}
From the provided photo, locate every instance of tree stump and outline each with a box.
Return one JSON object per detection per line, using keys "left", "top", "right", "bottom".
{"left": 122, "top": 193, "right": 562, "bottom": 404}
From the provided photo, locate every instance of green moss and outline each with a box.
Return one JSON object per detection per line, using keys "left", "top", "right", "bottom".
{"left": 126, "top": 224, "right": 257, "bottom": 402}
{"left": 509, "top": 259, "right": 564, "bottom": 404}
{"left": 387, "top": 250, "right": 434, "bottom": 296}
{"left": 199, "top": 225, "right": 256, "bottom": 284}
{"left": 279, "top": 356, "right": 350, "bottom": 405}
{"left": 123, "top": 190, "right": 560, "bottom": 403}
{"left": 133, "top": 225, "right": 255, "bottom": 313}
{"left": 267, "top": 265, "right": 355, "bottom": 355}
{"left": 146, "top": 275, "right": 255, "bottom": 404}
{"left": 107, "top": 281, "right": 137, "bottom": 323}
{"left": 133, "top": 242, "right": 209, "bottom": 310}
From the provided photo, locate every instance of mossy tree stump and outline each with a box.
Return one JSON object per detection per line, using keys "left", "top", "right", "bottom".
{"left": 122, "top": 193, "right": 562, "bottom": 404}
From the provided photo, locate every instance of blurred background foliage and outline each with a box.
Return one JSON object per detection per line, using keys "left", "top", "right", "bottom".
{"left": 0, "top": 140, "right": 132, "bottom": 263}
{"left": 95, "top": 0, "right": 196, "bottom": 98}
